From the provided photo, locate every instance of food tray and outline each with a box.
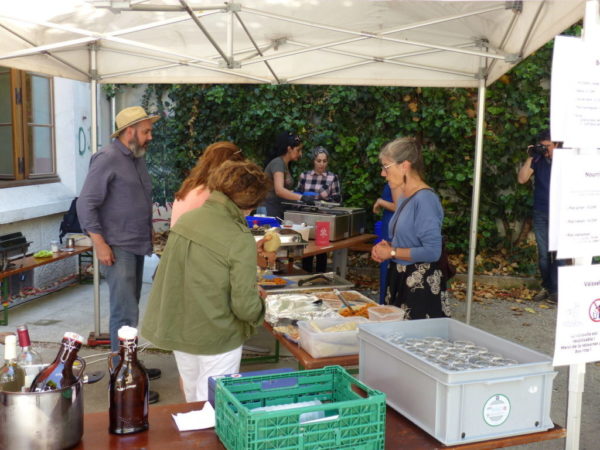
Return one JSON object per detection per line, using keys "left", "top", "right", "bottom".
{"left": 358, "top": 318, "right": 556, "bottom": 445}
{"left": 314, "top": 290, "right": 376, "bottom": 310}
{"left": 258, "top": 275, "right": 295, "bottom": 289}
{"left": 215, "top": 366, "right": 386, "bottom": 450}
{"left": 264, "top": 293, "right": 340, "bottom": 325}
{"left": 298, "top": 317, "right": 368, "bottom": 358}
{"left": 261, "top": 272, "right": 352, "bottom": 294}
{"left": 367, "top": 305, "right": 406, "bottom": 322}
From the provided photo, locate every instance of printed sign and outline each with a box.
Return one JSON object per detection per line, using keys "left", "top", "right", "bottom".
{"left": 554, "top": 265, "right": 600, "bottom": 366}
{"left": 548, "top": 151, "right": 600, "bottom": 258}
{"left": 551, "top": 35, "right": 600, "bottom": 148}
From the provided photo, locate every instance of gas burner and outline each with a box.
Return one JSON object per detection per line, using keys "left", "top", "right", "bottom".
{"left": 0, "top": 232, "right": 32, "bottom": 272}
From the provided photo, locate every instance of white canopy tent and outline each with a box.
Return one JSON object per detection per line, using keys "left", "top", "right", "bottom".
{"left": 1, "top": 2, "right": 595, "bottom": 448}
{"left": 0, "top": 0, "right": 586, "bottom": 336}
{"left": 0, "top": 0, "right": 585, "bottom": 87}
{"left": 0, "top": 0, "right": 585, "bottom": 339}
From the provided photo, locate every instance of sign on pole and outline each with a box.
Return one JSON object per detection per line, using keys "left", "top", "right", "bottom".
{"left": 554, "top": 265, "right": 600, "bottom": 366}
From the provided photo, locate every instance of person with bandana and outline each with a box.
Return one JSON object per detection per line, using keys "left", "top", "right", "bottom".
{"left": 296, "top": 146, "right": 342, "bottom": 272}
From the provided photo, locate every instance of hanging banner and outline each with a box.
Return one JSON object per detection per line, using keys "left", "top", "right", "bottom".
{"left": 551, "top": 35, "right": 600, "bottom": 148}
{"left": 554, "top": 265, "right": 600, "bottom": 366}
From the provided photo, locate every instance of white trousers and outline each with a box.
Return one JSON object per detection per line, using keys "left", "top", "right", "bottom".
{"left": 173, "top": 346, "right": 243, "bottom": 402}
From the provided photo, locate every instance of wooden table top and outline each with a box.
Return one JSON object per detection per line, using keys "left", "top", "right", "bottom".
{"left": 302, "top": 233, "right": 376, "bottom": 257}
{"left": 75, "top": 401, "right": 565, "bottom": 449}
{"left": 0, "top": 245, "right": 92, "bottom": 280}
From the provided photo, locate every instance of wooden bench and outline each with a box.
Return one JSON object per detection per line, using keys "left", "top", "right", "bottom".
{"left": 0, "top": 245, "right": 93, "bottom": 325}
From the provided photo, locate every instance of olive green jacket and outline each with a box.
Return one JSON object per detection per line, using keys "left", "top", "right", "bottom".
{"left": 141, "top": 191, "right": 265, "bottom": 355}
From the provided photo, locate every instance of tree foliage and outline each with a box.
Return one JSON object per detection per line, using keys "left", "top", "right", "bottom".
{"left": 112, "top": 26, "right": 579, "bottom": 257}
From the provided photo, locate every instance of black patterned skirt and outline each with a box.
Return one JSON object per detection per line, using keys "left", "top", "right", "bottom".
{"left": 386, "top": 261, "right": 451, "bottom": 320}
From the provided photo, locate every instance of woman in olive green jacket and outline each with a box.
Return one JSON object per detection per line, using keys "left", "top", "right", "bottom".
{"left": 142, "top": 160, "right": 271, "bottom": 402}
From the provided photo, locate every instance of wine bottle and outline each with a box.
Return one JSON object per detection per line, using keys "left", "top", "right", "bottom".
{"left": 30, "top": 331, "right": 84, "bottom": 392}
{"left": 0, "top": 335, "right": 26, "bottom": 392}
{"left": 109, "top": 326, "right": 149, "bottom": 435}
{"left": 16, "top": 324, "right": 44, "bottom": 387}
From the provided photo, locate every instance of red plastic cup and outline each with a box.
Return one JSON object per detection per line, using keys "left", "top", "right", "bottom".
{"left": 315, "top": 221, "right": 330, "bottom": 246}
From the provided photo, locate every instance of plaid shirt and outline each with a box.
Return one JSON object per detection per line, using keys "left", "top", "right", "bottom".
{"left": 296, "top": 170, "right": 341, "bottom": 202}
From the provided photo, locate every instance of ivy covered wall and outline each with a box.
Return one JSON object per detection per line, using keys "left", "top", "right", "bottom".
{"left": 110, "top": 27, "right": 579, "bottom": 259}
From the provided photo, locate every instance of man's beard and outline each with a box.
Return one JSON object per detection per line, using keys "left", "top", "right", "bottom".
{"left": 128, "top": 135, "right": 147, "bottom": 158}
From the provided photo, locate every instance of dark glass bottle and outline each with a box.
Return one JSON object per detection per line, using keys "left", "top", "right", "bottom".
{"left": 109, "top": 326, "right": 149, "bottom": 435}
{"left": 30, "top": 331, "right": 84, "bottom": 392}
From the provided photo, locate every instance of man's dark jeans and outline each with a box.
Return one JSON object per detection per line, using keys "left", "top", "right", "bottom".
{"left": 533, "top": 209, "right": 566, "bottom": 295}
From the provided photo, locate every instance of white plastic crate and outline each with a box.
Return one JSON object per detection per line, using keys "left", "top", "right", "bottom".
{"left": 358, "top": 318, "right": 556, "bottom": 445}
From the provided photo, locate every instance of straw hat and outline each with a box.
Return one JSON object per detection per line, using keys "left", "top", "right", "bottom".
{"left": 111, "top": 106, "right": 160, "bottom": 138}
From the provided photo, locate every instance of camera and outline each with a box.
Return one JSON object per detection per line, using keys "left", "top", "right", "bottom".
{"left": 527, "top": 143, "right": 548, "bottom": 157}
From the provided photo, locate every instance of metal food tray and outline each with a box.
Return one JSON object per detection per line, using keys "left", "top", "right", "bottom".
{"left": 260, "top": 272, "right": 352, "bottom": 293}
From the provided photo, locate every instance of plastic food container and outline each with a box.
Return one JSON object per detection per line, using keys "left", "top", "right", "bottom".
{"left": 367, "top": 305, "right": 406, "bottom": 322}
{"left": 298, "top": 317, "right": 368, "bottom": 358}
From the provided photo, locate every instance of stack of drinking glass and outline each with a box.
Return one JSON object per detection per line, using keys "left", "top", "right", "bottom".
{"left": 385, "top": 333, "right": 518, "bottom": 371}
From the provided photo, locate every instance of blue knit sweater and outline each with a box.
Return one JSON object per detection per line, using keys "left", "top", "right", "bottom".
{"left": 388, "top": 189, "right": 443, "bottom": 265}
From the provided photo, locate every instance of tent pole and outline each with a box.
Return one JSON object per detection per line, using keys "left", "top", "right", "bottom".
{"left": 90, "top": 43, "right": 101, "bottom": 337}
{"left": 465, "top": 72, "right": 487, "bottom": 325}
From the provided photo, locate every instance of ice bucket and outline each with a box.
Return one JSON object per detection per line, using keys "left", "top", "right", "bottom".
{"left": 0, "top": 367, "right": 102, "bottom": 450}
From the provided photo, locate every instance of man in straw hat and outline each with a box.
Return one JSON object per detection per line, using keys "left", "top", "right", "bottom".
{"left": 77, "top": 106, "right": 161, "bottom": 402}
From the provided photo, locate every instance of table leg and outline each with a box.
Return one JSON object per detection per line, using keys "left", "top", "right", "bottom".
{"left": 0, "top": 279, "right": 8, "bottom": 326}
{"left": 332, "top": 248, "right": 348, "bottom": 279}
{"left": 241, "top": 339, "right": 280, "bottom": 365}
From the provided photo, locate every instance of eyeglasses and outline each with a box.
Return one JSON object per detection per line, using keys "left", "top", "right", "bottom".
{"left": 381, "top": 162, "right": 396, "bottom": 172}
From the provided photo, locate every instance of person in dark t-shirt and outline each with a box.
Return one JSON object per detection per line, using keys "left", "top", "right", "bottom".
{"left": 518, "top": 130, "right": 563, "bottom": 304}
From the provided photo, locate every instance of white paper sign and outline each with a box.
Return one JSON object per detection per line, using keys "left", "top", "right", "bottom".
{"left": 551, "top": 36, "right": 600, "bottom": 147}
{"left": 554, "top": 265, "right": 600, "bottom": 366}
{"left": 549, "top": 152, "right": 600, "bottom": 258}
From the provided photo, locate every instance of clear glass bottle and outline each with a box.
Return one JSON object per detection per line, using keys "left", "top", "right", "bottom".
{"left": 109, "top": 326, "right": 149, "bottom": 435}
{"left": 30, "top": 331, "right": 84, "bottom": 392}
{"left": 0, "top": 335, "right": 26, "bottom": 392}
{"left": 16, "top": 324, "right": 44, "bottom": 387}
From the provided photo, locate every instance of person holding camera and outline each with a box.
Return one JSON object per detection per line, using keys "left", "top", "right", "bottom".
{"left": 518, "top": 130, "right": 561, "bottom": 303}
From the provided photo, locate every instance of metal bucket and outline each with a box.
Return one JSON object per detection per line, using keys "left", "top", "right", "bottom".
{"left": 0, "top": 365, "right": 103, "bottom": 450}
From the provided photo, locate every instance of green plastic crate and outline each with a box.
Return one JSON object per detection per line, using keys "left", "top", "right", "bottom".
{"left": 215, "top": 365, "right": 386, "bottom": 450}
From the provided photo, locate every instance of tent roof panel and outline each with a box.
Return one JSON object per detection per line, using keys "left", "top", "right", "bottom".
{"left": 0, "top": 0, "right": 585, "bottom": 87}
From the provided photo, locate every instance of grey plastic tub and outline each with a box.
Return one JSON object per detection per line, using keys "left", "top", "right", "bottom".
{"left": 358, "top": 318, "right": 556, "bottom": 445}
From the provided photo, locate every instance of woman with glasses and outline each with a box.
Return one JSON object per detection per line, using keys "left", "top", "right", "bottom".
{"left": 170, "top": 141, "right": 244, "bottom": 226}
{"left": 261, "top": 131, "right": 309, "bottom": 219}
{"left": 371, "top": 137, "right": 450, "bottom": 319}
{"left": 296, "top": 146, "right": 341, "bottom": 272}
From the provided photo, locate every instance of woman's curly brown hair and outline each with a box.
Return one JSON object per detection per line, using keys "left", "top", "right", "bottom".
{"left": 207, "top": 160, "right": 272, "bottom": 210}
{"left": 174, "top": 141, "right": 244, "bottom": 200}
